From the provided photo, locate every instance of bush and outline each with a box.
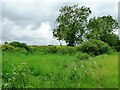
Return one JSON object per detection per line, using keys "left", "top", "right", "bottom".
{"left": 101, "top": 34, "right": 120, "bottom": 52}
{"left": 46, "top": 46, "right": 58, "bottom": 54}
{"left": 9, "top": 41, "right": 30, "bottom": 51}
{"left": 115, "top": 39, "right": 120, "bottom": 52}
{"left": 79, "top": 39, "right": 113, "bottom": 56}
{"left": 2, "top": 44, "right": 17, "bottom": 52}
{"left": 58, "top": 46, "right": 77, "bottom": 55}
{"left": 67, "top": 47, "right": 77, "bottom": 55}
{"left": 76, "top": 52, "right": 90, "bottom": 60}
{"left": 2, "top": 44, "right": 30, "bottom": 55}
{"left": 58, "top": 47, "right": 67, "bottom": 55}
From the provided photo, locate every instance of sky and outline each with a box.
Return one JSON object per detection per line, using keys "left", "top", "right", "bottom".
{"left": 0, "top": 0, "right": 119, "bottom": 45}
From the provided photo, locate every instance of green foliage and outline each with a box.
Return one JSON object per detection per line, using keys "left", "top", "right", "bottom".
{"left": 2, "top": 63, "right": 31, "bottom": 88}
{"left": 58, "top": 46, "right": 77, "bottom": 55}
{"left": 30, "top": 46, "right": 46, "bottom": 54}
{"left": 9, "top": 41, "right": 30, "bottom": 51}
{"left": 116, "top": 39, "right": 120, "bottom": 52}
{"left": 2, "top": 44, "right": 17, "bottom": 52}
{"left": 107, "top": 35, "right": 120, "bottom": 52}
{"left": 30, "top": 46, "right": 58, "bottom": 54}
{"left": 4, "top": 42, "right": 8, "bottom": 45}
{"left": 76, "top": 52, "right": 90, "bottom": 60}
{"left": 79, "top": 39, "right": 113, "bottom": 56}
{"left": 2, "top": 44, "right": 29, "bottom": 55}
{"left": 87, "top": 15, "right": 118, "bottom": 48}
{"left": 46, "top": 46, "right": 58, "bottom": 54}
{"left": 9, "top": 41, "right": 26, "bottom": 48}
{"left": 53, "top": 5, "right": 91, "bottom": 46}
{"left": 28, "top": 46, "right": 78, "bottom": 55}
{"left": 2, "top": 52, "right": 118, "bottom": 88}
{"left": 103, "top": 34, "right": 119, "bottom": 47}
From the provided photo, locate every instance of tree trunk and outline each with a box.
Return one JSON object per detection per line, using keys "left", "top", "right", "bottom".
{"left": 67, "top": 40, "right": 75, "bottom": 46}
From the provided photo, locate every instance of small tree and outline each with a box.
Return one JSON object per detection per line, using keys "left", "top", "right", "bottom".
{"left": 53, "top": 5, "right": 91, "bottom": 46}
{"left": 4, "top": 42, "right": 8, "bottom": 44}
{"left": 87, "top": 15, "right": 118, "bottom": 45}
{"left": 9, "top": 41, "right": 30, "bottom": 51}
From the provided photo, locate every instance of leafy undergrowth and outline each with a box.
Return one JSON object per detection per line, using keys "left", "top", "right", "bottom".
{"left": 2, "top": 52, "right": 118, "bottom": 88}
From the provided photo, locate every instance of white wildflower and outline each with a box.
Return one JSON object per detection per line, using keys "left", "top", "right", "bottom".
{"left": 13, "top": 77, "right": 16, "bottom": 80}
{"left": 93, "top": 62, "right": 96, "bottom": 64}
{"left": 6, "top": 73, "right": 9, "bottom": 76}
{"left": 21, "top": 63, "right": 27, "bottom": 65}
{"left": 13, "top": 72, "right": 16, "bottom": 75}
{"left": 81, "top": 65, "right": 84, "bottom": 68}
{"left": 8, "top": 78, "right": 11, "bottom": 81}
{"left": 4, "top": 83, "right": 8, "bottom": 87}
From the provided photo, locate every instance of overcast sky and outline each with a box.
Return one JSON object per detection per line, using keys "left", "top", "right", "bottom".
{"left": 0, "top": 0, "right": 119, "bottom": 45}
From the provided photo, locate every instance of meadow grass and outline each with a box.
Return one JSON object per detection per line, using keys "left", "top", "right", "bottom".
{"left": 2, "top": 52, "right": 118, "bottom": 88}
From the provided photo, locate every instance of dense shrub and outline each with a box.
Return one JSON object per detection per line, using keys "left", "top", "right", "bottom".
{"left": 34, "top": 46, "right": 78, "bottom": 55}
{"left": 30, "top": 46, "right": 46, "bottom": 54}
{"left": 58, "top": 46, "right": 77, "bottom": 55}
{"left": 46, "top": 46, "right": 58, "bottom": 54}
{"left": 57, "top": 47, "right": 67, "bottom": 55}
{"left": 115, "top": 39, "right": 120, "bottom": 52}
{"left": 2, "top": 44, "right": 29, "bottom": 55}
{"left": 2, "top": 44, "right": 17, "bottom": 52}
{"left": 9, "top": 41, "right": 30, "bottom": 51}
{"left": 79, "top": 39, "right": 113, "bottom": 56}
{"left": 103, "top": 34, "right": 120, "bottom": 52}
{"left": 76, "top": 52, "right": 90, "bottom": 60}
{"left": 67, "top": 47, "right": 77, "bottom": 55}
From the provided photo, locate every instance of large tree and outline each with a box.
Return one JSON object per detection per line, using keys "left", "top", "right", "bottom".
{"left": 53, "top": 5, "right": 91, "bottom": 46}
{"left": 86, "top": 15, "right": 118, "bottom": 44}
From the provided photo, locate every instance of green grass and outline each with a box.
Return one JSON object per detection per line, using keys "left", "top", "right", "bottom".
{"left": 2, "top": 52, "right": 118, "bottom": 88}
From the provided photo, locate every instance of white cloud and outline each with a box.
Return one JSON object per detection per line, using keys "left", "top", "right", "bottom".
{"left": 12, "top": 22, "right": 52, "bottom": 40}
{"left": 1, "top": 0, "right": 119, "bottom": 2}
{"left": 2, "top": 18, "right": 61, "bottom": 45}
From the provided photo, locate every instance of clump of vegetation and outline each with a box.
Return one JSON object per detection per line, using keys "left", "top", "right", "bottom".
{"left": 46, "top": 46, "right": 58, "bottom": 54}
{"left": 114, "top": 39, "right": 120, "bottom": 52}
{"left": 76, "top": 52, "right": 90, "bottom": 60}
{"left": 58, "top": 46, "right": 77, "bottom": 55}
{"left": 2, "top": 63, "right": 32, "bottom": 88}
{"left": 2, "top": 44, "right": 17, "bottom": 52}
{"left": 79, "top": 39, "right": 113, "bottom": 56}
{"left": 20, "top": 45, "right": 78, "bottom": 55}
{"left": 9, "top": 41, "right": 30, "bottom": 52}
{"left": 2, "top": 41, "right": 33, "bottom": 55}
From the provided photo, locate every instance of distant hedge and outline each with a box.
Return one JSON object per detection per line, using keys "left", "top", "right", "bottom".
{"left": 2, "top": 40, "right": 114, "bottom": 56}
{"left": 32, "top": 46, "right": 78, "bottom": 55}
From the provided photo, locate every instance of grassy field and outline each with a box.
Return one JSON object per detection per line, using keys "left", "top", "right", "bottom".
{"left": 2, "top": 52, "right": 118, "bottom": 88}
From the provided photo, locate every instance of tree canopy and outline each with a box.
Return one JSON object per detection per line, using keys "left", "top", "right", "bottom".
{"left": 86, "top": 15, "right": 119, "bottom": 48}
{"left": 53, "top": 5, "right": 91, "bottom": 46}
{"left": 87, "top": 15, "right": 118, "bottom": 41}
{"left": 53, "top": 5, "right": 119, "bottom": 48}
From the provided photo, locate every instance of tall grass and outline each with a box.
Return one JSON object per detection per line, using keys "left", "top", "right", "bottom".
{"left": 2, "top": 52, "right": 118, "bottom": 88}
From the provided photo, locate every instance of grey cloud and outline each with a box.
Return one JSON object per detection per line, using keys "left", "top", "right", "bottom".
{"left": 2, "top": 2, "right": 58, "bottom": 29}
{"left": 1, "top": 1, "right": 118, "bottom": 45}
